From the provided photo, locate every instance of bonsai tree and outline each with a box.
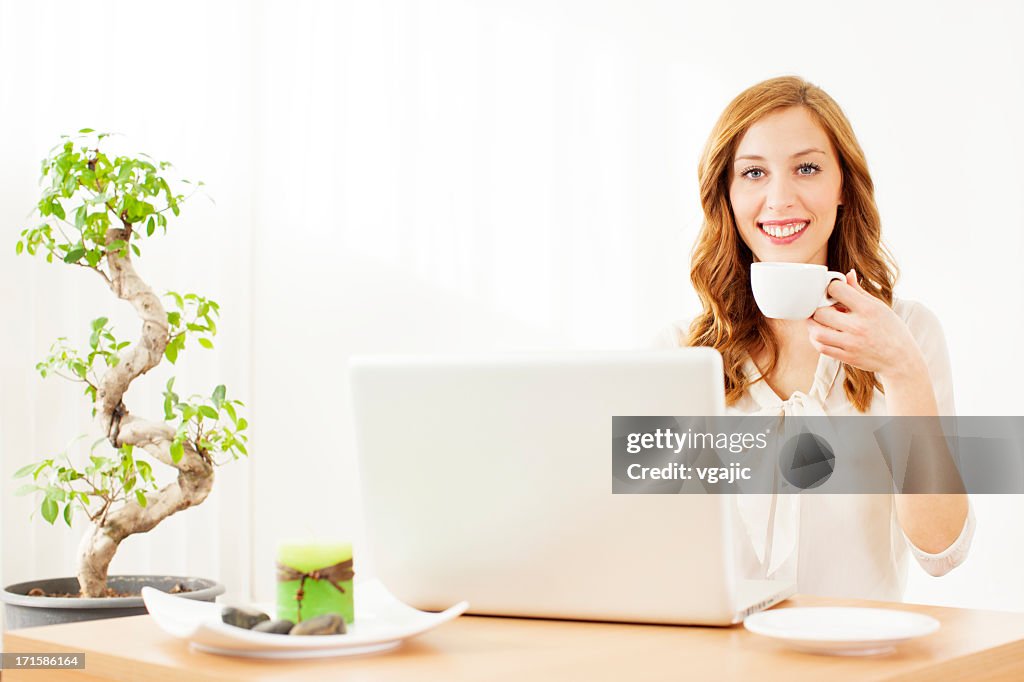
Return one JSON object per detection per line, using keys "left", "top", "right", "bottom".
{"left": 13, "top": 130, "right": 249, "bottom": 597}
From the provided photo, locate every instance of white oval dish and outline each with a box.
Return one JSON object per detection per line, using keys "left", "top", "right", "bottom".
{"left": 142, "top": 579, "right": 468, "bottom": 659}
{"left": 743, "top": 606, "right": 940, "bottom": 656}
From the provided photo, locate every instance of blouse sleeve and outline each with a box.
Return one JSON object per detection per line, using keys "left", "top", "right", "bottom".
{"left": 905, "top": 500, "right": 976, "bottom": 577}
{"left": 899, "top": 300, "right": 955, "bottom": 416}
{"left": 896, "top": 300, "right": 974, "bottom": 575}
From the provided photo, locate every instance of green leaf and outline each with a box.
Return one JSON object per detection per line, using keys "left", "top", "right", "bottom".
{"left": 165, "top": 339, "right": 179, "bottom": 364}
{"left": 79, "top": 128, "right": 95, "bottom": 133}
{"left": 63, "top": 503, "right": 73, "bottom": 527}
{"left": 236, "top": 417, "right": 249, "bottom": 431}
{"left": 52, "top": 201, "right": 66, "bottom": 220}
{"left": 198, "top": 338, "right": 213, "bottom": 349}
{"left": 13, "top": 462, "right": 39, "bottom": 478}
{"left": 212, "top": 385, "right": 226, "bottom": 408}
{"left": 199, "top": 405, "right": 218, "bottom": 419}
{"left": 146, "top": 216, "right": 155, "bottom": 236}
{"left": 131, "top": 243, "right": 141, "bottom": 257}
{"left": 135, "top": 490, "right": 148, "bottom": 507}
{"left": 92, "top": 317, "right": 109, "bottom": 331}
{"left": 15, "top": 240, "right": 24, "bottom": 255}
{"left": 15, "top": 484, "right": 38, "bottom": 496}
{"left": 167, "top": 312, "right": 181, "bottom": 327}
{"left": 41, "top": 498, "right": 59, "bottom": 524}
{"left": 64, "top": 247, "right": 86, "bottom": 263}
{"left": 170, "top": 440, "right": 184, "bottom": 463}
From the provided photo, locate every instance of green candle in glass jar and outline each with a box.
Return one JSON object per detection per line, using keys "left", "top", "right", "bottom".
{"left": 276, "top": 540, "right": 354, "bottom": 624}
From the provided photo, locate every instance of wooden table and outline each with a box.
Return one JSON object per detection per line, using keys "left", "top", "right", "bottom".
{"left": 4, "top": 595, "right": 1024, "bottom": 681}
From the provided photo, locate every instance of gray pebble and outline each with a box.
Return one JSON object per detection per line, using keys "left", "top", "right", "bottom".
{"left": 221, "top": 606, "right": 270, "bottom": 630}
{"left": 252, "top": 619, "right": 295, "bottom": 635}
{"left": 289, "top": 614, "right": 347, "bottom": 636}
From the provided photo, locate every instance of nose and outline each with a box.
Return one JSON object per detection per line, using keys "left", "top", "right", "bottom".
{"left": 766, "top": 174, "right": 797, "bottom": 211}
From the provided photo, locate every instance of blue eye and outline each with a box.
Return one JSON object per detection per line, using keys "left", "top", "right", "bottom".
{"left": 739, "top": 163, "right": 822, "bottom": 180}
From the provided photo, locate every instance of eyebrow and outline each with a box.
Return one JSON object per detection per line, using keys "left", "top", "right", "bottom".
{"left": 734, "top": 148, "right": 827, "bottom": 163}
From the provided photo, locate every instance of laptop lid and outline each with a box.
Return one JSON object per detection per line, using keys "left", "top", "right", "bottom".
{"left": 350, "top": 349, "right": 749, "bottom": 625}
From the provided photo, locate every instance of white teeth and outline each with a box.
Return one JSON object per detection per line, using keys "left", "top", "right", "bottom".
{"left": 760, "top": 222, "right": 807, "bottom": 239}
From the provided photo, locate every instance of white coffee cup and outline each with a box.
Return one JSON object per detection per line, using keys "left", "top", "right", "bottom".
{"left": 750, "top": 262, "right": 847, "bottom": 320}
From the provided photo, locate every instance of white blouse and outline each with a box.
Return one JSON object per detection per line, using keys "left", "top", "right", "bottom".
{"left": 657, "top": 298, "right": 975, "bottom": 601}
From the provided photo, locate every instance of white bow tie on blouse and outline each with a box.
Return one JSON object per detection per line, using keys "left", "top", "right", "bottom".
{"left": 735, "top": 353, "right": 841, "bottom": 579}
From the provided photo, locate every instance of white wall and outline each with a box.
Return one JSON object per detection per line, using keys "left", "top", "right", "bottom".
{"left": 1, "top": 0, "right": 1021, "bottom": 618}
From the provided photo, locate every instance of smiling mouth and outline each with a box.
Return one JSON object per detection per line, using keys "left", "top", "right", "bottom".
{"left": 758, "top": 221, "right": 808, "bottom": 239}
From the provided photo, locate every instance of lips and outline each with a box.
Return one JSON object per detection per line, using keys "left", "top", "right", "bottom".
{"left": 758, "top": 220, "right": 809, "bottom": 244}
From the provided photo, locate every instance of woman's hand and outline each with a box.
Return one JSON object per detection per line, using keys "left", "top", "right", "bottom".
{"left": 805, "top": 269, "right": 926, "bottom": 383}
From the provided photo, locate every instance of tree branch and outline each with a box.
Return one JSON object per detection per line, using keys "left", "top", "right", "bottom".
{"left": 153, "top": 185, "right": 201, "bottom": 215}
{"left": 48, "top": 216, "right": 112, "bottom": 285}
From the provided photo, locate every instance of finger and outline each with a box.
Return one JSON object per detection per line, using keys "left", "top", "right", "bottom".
{"left": 825, "top": 278, "right": 862, "bottom": 309}
{"left": 814, "top": 341, "right": 855, "bottom": 365}
{"left": 807, "top": 317, "right": 847, "bottom": 348}
{"left": 811, "top": 304, "right": 850, "bottom": 331}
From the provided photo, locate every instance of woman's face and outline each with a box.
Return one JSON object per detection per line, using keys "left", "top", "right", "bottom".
{"left": 728, "top": 106, "right": 843, "bottom": 266}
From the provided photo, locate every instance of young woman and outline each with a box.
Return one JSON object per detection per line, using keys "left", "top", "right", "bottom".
{"left": 660, "top": 76, "right": 972, "bottom": 600}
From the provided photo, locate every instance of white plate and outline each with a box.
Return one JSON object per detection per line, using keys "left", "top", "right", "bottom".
{"left": 743, "top": 607, "right": 940, "bottom": 656}
{"left": 142, "top": 580, "right": 469, "bottom": 659}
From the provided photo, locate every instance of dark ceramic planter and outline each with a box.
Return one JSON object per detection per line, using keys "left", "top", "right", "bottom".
{"left": 1, "top": 575, "right": 225, "bottom": 630}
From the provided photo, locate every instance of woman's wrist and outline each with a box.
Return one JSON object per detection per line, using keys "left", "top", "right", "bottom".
{"left": 877, "top": 347, "right": 929, "bottom": 388}
{"left": 877, "top": 347, "right": 939, "bottom": 416}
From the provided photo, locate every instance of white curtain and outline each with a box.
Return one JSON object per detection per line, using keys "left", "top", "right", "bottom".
{"left": 2, "top": 0, "right": 1023, "bottom": 624}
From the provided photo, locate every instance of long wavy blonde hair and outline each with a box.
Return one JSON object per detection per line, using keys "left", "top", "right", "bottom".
{"left": 687, "top": 76, "right": 898, "bottom": 411}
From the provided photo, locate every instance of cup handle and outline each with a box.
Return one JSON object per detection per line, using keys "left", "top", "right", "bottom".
{"left": 820, "top": 272, "right": 847, "bottom": 307}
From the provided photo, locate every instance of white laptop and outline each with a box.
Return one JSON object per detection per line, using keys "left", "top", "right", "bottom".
{"left": 349, "top": 349, "right": 794, "bottom": 626}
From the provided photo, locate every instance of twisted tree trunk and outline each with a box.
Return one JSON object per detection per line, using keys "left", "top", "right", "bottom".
{"left": 76, "top": 226, "right": 215, "bottom": 597}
